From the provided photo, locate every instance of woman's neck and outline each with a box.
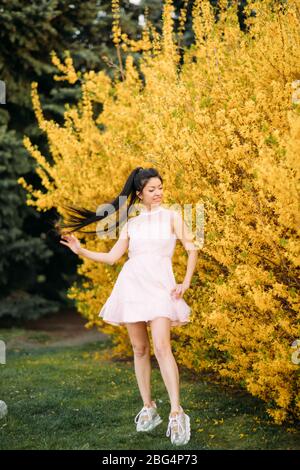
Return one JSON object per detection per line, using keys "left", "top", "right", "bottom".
{"left": 140, "top": 203, "right": 162, "bottom": 214}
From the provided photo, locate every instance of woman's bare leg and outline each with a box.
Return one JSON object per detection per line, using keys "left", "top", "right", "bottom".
{"left": 150, "top": 317, "right": 182, "bottom": 416}
{"left": 126, "top": 321, "right": 155, "bottom": 407}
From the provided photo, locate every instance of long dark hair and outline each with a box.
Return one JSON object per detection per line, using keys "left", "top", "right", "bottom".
{"left": 55, "top": 167, "right": 163, "bottom": 236}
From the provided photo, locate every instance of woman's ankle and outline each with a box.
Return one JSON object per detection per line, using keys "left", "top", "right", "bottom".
{"left": 144, "top": 400, "right": 156, "bottom": 408}
{"left": 170, "top": 405, "right": 183, "bottom": 416}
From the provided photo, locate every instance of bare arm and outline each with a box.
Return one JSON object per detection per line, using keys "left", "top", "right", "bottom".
{"left": 171, "top": 210, "right": 199, "bottom": 297}
{"left": 60, "top": 223, "right": 129, "bottom": 265}
{"left": 106, "top": 222, "right": 129, "bottom": 265}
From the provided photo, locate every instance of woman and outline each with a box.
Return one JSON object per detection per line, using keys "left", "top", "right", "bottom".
{"left": 58, "top": 167, "right": 199, "bottom": 446}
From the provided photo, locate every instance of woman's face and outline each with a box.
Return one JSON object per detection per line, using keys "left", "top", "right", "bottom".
{"left": 137, "top": 177, "right": 163, "bottom": 206}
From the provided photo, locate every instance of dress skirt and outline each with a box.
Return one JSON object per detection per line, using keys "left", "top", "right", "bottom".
{"left": 99, "top": 253, "right": 191, "bottom": 327}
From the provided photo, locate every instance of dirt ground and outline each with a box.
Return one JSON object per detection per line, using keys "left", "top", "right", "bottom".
{"left": 5, "top": 308, "right": 108, "bottom": 349}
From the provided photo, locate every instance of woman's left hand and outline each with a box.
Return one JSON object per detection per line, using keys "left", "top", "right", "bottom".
{"left": 171, "top": 281, "right": 190, "bottom": 300}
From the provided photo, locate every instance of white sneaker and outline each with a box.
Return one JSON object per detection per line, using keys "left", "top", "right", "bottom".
{"left": 134, "top": 402, "right": 163, "bottom": 432}
{"left": 166, "top": 406, "right": 191, "bottom": 445}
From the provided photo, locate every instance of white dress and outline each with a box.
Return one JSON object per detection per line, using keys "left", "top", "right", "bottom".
{"left": 98, "top": 205, "right": 191, "bottom": 327}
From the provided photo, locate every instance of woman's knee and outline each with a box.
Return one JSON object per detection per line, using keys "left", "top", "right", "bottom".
{"left": 153, "top": 342, "right": 172, "bottom": 359}
{"left": 150, "top": 317, "right": 172, "bottom": 359}
{"left": 132, "top": 343, "right": 150, "bottom": 357}
{"left": 126, "top": 322, "right": 150, "bottom": 357}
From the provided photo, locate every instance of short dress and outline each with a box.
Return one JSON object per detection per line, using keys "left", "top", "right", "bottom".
{"left": 98, "top": 205, "right": 191, "bottom": 327}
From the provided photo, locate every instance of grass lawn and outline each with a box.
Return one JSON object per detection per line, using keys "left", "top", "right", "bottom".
{"left": 0, "top": 329, "right": 299, "bottom": 450}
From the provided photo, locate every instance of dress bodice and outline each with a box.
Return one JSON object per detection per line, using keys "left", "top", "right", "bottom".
{"left": 127, "top": 206, "right": 176, "bottom": 259}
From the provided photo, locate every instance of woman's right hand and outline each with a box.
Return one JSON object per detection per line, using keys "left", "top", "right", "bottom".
{"left": 60, "top": 233, "right": 81, "bottom": 254}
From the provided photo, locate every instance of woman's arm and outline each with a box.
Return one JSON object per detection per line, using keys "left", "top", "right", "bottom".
{"left": 77, "top": 246, "right": 113, "bottom": 264}
{"left": 171, "top": 210, "right": 199, "bottom": 299}
{"left": 60, "top": 222, "right": 129, "bottom": 265}
{"left": 183, "top": 250, "right": 198, "bottom": 287}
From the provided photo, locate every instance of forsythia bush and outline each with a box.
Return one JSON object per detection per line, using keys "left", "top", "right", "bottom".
{"left": 19, "top": 0, "right": 300, "bottom": 424}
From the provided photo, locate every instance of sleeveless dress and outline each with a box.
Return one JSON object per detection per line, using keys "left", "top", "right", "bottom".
{"left": 98, "top": 205, "right": 191, "bottom": 327}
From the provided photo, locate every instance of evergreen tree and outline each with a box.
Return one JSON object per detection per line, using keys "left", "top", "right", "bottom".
{"left": 0, "top": 0, "right": 146, "bottom": 321}
{"left": 0, "top": 0, "right": 250, "bottom": 321}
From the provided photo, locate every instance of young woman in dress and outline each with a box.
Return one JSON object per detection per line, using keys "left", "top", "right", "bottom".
{"left": 58, "top": 167, "right": 199, "bottom": 446}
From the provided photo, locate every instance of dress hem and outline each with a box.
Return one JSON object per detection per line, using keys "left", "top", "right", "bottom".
{"left": 100, "top": 315, "right": 190, "bottom": 328}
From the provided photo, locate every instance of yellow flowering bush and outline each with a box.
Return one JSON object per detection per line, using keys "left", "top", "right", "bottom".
{"left": 19, "top": 0, "right": 300, "bottom": 424}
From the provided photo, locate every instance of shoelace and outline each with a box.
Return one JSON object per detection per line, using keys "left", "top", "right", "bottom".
{"left": 166, "top": 414, "right": 185, "bottom": 438}
{"left": 134, "top": 406, "right": 154, "bottom": 424}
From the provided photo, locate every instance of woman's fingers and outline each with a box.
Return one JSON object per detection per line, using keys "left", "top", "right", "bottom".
{"left": 61, "top": 232, "right": 75, "bottom": 241}
{"left": 61, "top": 234, "right": 74, "bottom": 242}
{"left": 171, "top": 286, "right": 183, "bottom": 299}
{"left": 171, "top": 286, "right": 180, "bottom": 291}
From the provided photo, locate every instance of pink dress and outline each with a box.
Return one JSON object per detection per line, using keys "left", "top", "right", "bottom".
{"left": 98, "top": 205, "right": 191, "bottom": 327}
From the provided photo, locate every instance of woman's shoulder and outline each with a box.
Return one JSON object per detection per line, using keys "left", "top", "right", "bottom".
{"left": 126, "top": 204, "right": 175, "bottom": 221}
{"left": 162, "top": 206, "right": 181, "bottom": 221}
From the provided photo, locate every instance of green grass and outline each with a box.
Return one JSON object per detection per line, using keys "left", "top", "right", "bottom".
{"left": 0, "top": 328, "right": 59, "bottom": 346}
{"left": 0, "top": 328, "right": 30, "bottom": 342}
{"left": 0, "top": 336, "right": 299, "bottom": 450}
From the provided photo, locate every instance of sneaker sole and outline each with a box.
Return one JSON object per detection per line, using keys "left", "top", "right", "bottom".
{"left": 171, "top": 414, "right": 191, "bottom": 446}
{"left": 136, "top": 414, "right": 163, "bottom": 432}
